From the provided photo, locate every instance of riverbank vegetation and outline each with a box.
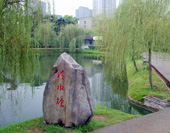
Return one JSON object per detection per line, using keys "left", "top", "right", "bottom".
{"left": 0, "top": 106, "right": 138, "bottom": 133}
{"left": 127, "top": 59, "right": 170, "bottom": 102}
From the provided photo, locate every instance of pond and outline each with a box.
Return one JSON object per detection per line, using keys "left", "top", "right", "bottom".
{"left": 0, "top": 53, "right": 150, "bottom": 128}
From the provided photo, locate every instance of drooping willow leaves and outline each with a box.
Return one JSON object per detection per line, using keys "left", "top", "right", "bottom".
{"left": 58, "top": 24, "right": 84, "bottom": 52}
{"left": 0, "top": 0, "right": 48, "bottom": 88}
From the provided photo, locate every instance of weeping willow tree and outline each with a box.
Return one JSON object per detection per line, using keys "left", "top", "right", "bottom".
{"left": 58, "top": 24, "right": 84, "bottom": 52}
{"left": 95, "top": 0, "right": 170, "bottom": 87}
{"left": 0, "top": 0, "right": 45, "bottom": 89}
{"left": 34, "top": 21, "right": 57, "bottom": 48}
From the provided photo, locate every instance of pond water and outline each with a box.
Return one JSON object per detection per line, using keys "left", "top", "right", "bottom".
{"left": 0, "top": 53, "right": 150, "bottom": 128}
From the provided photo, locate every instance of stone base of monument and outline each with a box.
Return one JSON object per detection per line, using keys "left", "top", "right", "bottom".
{"left": 43, "top": 52, "right": 94, "bottom": 127}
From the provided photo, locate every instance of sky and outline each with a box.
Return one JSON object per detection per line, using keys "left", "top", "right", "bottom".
{"left": 45, "top": 0, "right": 120, "bottom": 17}
{"left": 54, "top": 0, "right": 93, "bottom": 17}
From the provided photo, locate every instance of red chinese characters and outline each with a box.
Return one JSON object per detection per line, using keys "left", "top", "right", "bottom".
{"left": 56, "top": 69, "right": 65, "bottom": 108}
{"left": 56, "top": 96, "right": 64, "bottom": 107}
{"left": 57, "top": 69, "right": 64, "bottom": 80}
{"left": 57, "top": 84, "right": 64, "bottom": 91}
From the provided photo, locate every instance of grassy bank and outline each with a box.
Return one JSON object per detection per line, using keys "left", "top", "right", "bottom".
{"left": 33, "top": 48, "right": 102, "bottom": 54}
{"left": 127, "top": 59, "right": 170, "bottom": 102}
{"left": 0, "top": 106, "right": 138, "bottom": 133}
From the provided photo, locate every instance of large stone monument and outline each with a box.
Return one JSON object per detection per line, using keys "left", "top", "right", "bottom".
{"left": 43, "top": 52, "right": 94, "bottom": 127}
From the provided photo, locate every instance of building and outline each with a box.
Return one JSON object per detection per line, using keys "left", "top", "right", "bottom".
{"left": 93, "top": 0, "right": 117, "bottom": 16}
{"left": 76, "top": 7, "right": 92, "bottom": 19}
{"left": 84, "top": 34, "right": 94, "bottom": 45}
{"left": 78, "top": 17, "right": 93, "bottom": 29}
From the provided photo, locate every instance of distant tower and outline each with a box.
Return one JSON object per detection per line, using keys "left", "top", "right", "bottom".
{"left": 93, "top": 0, "right": 116, "bottom": 16}
{"left": 76, "top": 7, "right": 92, "bottom": 19}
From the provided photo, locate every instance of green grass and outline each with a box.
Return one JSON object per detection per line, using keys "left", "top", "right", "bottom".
{"left": 0, "top": 106, "right": 138, "bottom": 133}
{"left": 33, "top": 48, "right": 102, "bottom": 54}
{"left": 127, "top": 59, "right": 170, "bottom": 102}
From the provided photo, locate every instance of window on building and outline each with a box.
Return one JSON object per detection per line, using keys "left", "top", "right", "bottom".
{"left": 84, "top": 21, "right": 86, "bottom": 24}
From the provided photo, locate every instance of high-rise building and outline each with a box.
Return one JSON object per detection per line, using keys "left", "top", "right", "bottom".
{"left": 76, "top": 7, "right": 92, "bottom": 19}
{"left": 93, "top": 0, "right": 116, "bottom": 16}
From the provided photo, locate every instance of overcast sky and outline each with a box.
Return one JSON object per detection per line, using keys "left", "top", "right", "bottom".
{"left": 54, "top": 0, "right": 93, "bottom": 17}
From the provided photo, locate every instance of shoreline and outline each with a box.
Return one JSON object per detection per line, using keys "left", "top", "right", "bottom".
{"left": 32, "top": 48, "right": 103, "bottom": 54}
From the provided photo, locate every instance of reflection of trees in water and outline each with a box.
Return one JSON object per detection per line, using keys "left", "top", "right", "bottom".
{"left": 0, "top": 83, "right": 44, "bottom": 128}
{"left": 0, "top": 83, "right": 27, "bottom": 127}
{"left": 0, "top": 54, "right": 40, "bottom": 97}
{"left": 37, "top": 53, "right": 102, "bottom": 85}
{"left": 90, "top": 72, "right": 130, "bottom": 113}
{"left": 103, "top": 61, "right": 128, "bottom": 96}
{"left": 76, "top": 55, "right": 133, "bottom": 113}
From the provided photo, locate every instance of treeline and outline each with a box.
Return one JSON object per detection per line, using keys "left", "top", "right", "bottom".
{"left": 33, "top": 15, "right": 84, "bottom": 49}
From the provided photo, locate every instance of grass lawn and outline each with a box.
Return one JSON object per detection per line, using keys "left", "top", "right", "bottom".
{"left": 0, "top": 106, "right": 138, "bottom": 133}
{"left": 127, "top": 59, "right": 170, "bottom": 102}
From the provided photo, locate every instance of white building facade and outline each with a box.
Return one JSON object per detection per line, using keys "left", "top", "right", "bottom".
{"left": 78, "top": 17, "right": 93, "bottom": 29}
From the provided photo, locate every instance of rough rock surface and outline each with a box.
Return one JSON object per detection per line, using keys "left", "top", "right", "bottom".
{"left": 43, "top": 52, "right": 94, "bottom": 127}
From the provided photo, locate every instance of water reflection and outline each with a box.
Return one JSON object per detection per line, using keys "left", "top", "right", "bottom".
{"left": 0, "top": 53, "right": 150, "bottom": 128}
{"left": 0, "top": 83, "right": 45, "bottom": 128}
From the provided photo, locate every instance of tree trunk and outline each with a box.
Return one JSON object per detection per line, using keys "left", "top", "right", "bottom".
{"left": 148, "top": 46, "right": 153, "bottom": 88}
{"left": 132, "top": 56, "right": 139, "bottom": 72}
{"left": 131, "top": 41, "right": 138, "bottom": 72}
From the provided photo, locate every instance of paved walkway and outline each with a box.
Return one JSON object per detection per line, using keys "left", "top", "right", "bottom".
{"left": 89, "top": 108, "right": 170, "bottom": 133}
{"left": 141, "top": 52, "right": 170, "bottom": 82}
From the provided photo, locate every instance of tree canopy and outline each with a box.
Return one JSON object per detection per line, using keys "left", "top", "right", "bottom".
{"left": 0, "top": 0, "right": 44, "bottom": 85}
{"left": 58, "top": 24, "right": 84, "bottom": 52}
{"left": 34, "top": 21, "right": 57, "bottom": 48}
